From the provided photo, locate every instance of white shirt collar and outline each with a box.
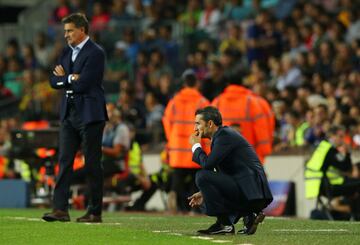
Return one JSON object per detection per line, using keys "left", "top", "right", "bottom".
{"left": 70, "top": 36, "right": 89, "bottom": 51}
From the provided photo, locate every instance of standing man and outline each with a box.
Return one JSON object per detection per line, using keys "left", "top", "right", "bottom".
{"left": 42, "top": 13, "right": 108, "bottom": 223}
{"left": 212, "top": 80, "right": 274, "bottom": 164}
{"left": 188, "top": 106, "right": 273, "bottom": 235}
{"left": 162, "top": 69, "right": 210, "bottom": 212}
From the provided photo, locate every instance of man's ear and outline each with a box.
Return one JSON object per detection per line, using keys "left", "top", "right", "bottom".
{"left": 209, "top": 120, "right": 214, "bottom": 128}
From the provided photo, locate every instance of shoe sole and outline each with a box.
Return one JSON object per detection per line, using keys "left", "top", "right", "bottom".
{"left": 42, "top": 216, "right": 70, "bottom": 222}
{"left": 198, "top": 227, "right": 235, "bottom": 235}
{"left": 198, "top": 231, "right": 235, "bottom": 235}
{"left": 246, "top": 212, "right": 265, "bottom": 235}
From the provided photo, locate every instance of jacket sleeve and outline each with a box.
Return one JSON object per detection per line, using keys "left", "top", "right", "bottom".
{"left": 50, "top": 75, "right": 69, "bottom": 89}
{"left": 250, "top": 96, "right": 272, "bottom": 161}
{"left": 192, "top": 135, "right": 233, "bottom": 170}
{"left": 162, "top": 99, "right": 174, "bottom": 141}
{"left": 49, "top": 52, "right": 70, "bottom": 90}
{"left": 70, "top": 48, "right": 105, "bottom": 94}
{"left": 322, "top": 147, "right": 352, "bottom": 173}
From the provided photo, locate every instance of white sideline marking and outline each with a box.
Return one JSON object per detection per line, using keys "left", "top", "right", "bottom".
{"left": 126, "top": 216, "right": 165, "bottom": 220}
{"left": 169, "top": 232, "right": 183, "bottom": 236}
{"left": 3, "top": 216, "right": 42, "bottom": 222}
{"left": 152, "top": 230, "right": 170, "bottom": 233}
{"left": 191, "top": 236, "right": 213, "bottom": 240}
{"left": 274, "top": 229, "right": 349, "bottom": 232}
{"left": 102, "top": 222, "right": 123, "bottom": 225}
{"left": 265, "top": 216, "right": 290, "bottom": 220}
{"left": 211, "top": 240, "right": 231, "bottom": 243}
{"left": 4, "top": 216, "right": 125, "bottom": 225}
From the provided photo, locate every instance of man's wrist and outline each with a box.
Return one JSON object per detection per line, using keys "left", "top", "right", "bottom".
{"left": 192, "top": 143, "right": 201, "bottom": 153}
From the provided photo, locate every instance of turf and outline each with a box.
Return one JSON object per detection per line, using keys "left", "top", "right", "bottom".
{"left": 0, "top": 209, "right": 359, "bottom": 244}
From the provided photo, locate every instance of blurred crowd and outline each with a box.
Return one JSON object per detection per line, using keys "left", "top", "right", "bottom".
{"left": 0, "top": 0, "right": 360, "bottom": 211}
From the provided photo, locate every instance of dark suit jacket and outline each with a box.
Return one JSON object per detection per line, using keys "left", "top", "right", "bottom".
{"left": 50, "top": 39, "right": 108, "bottom": 124}
{"left": 193, "top": 126, "right": 273, "bottom": 203}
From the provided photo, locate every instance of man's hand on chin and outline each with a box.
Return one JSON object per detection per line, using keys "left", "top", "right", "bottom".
{"left": 189, "top": 131, "right": 201, "bottom": 146}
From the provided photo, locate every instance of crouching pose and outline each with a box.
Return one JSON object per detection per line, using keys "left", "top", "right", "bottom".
{"left": 188, "top": 106, "right": 273, "bottom": 235}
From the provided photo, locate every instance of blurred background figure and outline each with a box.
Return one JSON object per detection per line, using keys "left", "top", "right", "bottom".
{"left": 162, "top": 69, "right": 210, "bottom": 213}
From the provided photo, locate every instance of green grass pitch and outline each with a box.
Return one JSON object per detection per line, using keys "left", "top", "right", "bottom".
{"left": 1, "top": 209, "right": 359, "bottom": 244}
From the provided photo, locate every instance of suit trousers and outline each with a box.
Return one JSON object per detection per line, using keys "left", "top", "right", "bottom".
{"left": 53, "top": 101, "right": 105, "bottom": 215}
{"left": 196, "top": 169, "right": 267, "bottom": 217}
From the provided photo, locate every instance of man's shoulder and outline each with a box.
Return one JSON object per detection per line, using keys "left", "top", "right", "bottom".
{"left": 215, "top": 127, "right": 239, "bottom": 141}
{"left": 86, "top": 40, "right": 105, "bottom": 54}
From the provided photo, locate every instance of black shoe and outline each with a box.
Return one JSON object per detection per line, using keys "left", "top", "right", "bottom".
{"left": 197, "top": 222, "right": 235, "bottom": 235}
{"left": 42, "top": 210, "right": 70, "bottom": 222}
{"left": 76, "top": 213, "right": 102, "bottom": 223}
{"left": 238, "top": 212, "right": 265, "bottom": 235}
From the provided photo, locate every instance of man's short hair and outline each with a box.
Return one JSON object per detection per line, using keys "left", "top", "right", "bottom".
{"left": 62, "top": 13, "right": 89, "bottom": 34}
{"left": 195, "top": 106, "right": 222, "bottom": 126}
{"left": 182, "top": 69, "right": 196, "bottom": 87}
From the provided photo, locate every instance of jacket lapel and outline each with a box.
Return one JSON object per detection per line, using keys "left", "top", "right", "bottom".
{"left": 73, "top": 39, "right": 92, "bottom": 66}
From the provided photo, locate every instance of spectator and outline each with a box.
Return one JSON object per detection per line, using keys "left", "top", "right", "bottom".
{"left": 222, "top": 0, "right": 256, "bottom": 21}
{"left": 219, "top": 23, "right": 246, "bottom": 56}
{"left": 105, "top": 41, "right": 133, "bottom": 82}
{"left": 157, "top": 25, "right": 179, "bottom": 73}
{"left": 200, "top": 59, "right": 226, "bottom": 101}
{"left": 22, "top": 44, "right": 38, "bottom": 70}
{"left": 144, "top": 91, "right": 164, "bottom": 132}
{"left": 51, "top": 0, "right": 71, "bottom": 23}
{"left": 123, "top": 28, "right": 140, "bottom": 65}
{"left": 33, "top": 32, "right": 51, "bottom": 69}
{"left": 116, "top": 125, "right": 152, "bottom": 205}
{"left": 147, "top": 49, "right": 173, "bottom": 92}
{"left": 126, "top": 0, "right": 145, "bottom": 19}
{"left": 133, "top": 51, "right": 149, "bottom": 101}
{"left": 197, "top": 0, "right": 221, "bottom": 39}
{"left": 117, "top": 85, "right": 146, "bottom": 133}
{"left": 178, "top": 0, "right": 202, "bottom": 34}
{"left": 346, "top": 9, "right": 360, "bottom": 43}
{"left": 109, "top": 0, "right": 133, "bottom": 22}
{"left": 276, "top": 54, "right": 303, "bottom": 91}
{"left": 90, "top": 2, "right": 110, "bottom": 32}
{"left": 3, "top": 59, "right": 24, "bottom": 98}
{"left": 246, "top": 9, "right": 267, "bottom": 64}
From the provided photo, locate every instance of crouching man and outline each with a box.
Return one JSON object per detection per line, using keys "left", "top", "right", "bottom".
{"left": 188, "top": 106, "right": 273, "bottom": 235}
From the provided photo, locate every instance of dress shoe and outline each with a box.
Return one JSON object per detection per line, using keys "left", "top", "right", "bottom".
{"left": 42, "top": 210, "right": 70, "bottom": 222}
{"left": 76, "top": 213, "right": 102, "bottom": 223}
{"left": 238, "top": 212, "right": 265, "bottom": 235}
{"left": 197, "top": 222, "right": 235, "bottom": 235}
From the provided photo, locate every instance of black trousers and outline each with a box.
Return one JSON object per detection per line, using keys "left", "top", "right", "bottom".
{"left": 332, "top": 178, "right": 360, "bottom": 196}
{"left": 196, "top": 170, "right": 267, "bottom": 219}
{"left": 171, "top": 168, "right": 198, "bottom": 212}
{"left": 332, "top": 178, "right": 360, "bottom": 220}
{"left": 53, "top": 103, "right": 105, "bottom": 215}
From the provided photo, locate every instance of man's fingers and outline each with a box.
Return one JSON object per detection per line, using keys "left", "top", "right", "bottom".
{"left": 189, "top": 199, "right": 195, "bottom": 207}
{"left": 54, "top": 65, "right": 65, "bottom": 76}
